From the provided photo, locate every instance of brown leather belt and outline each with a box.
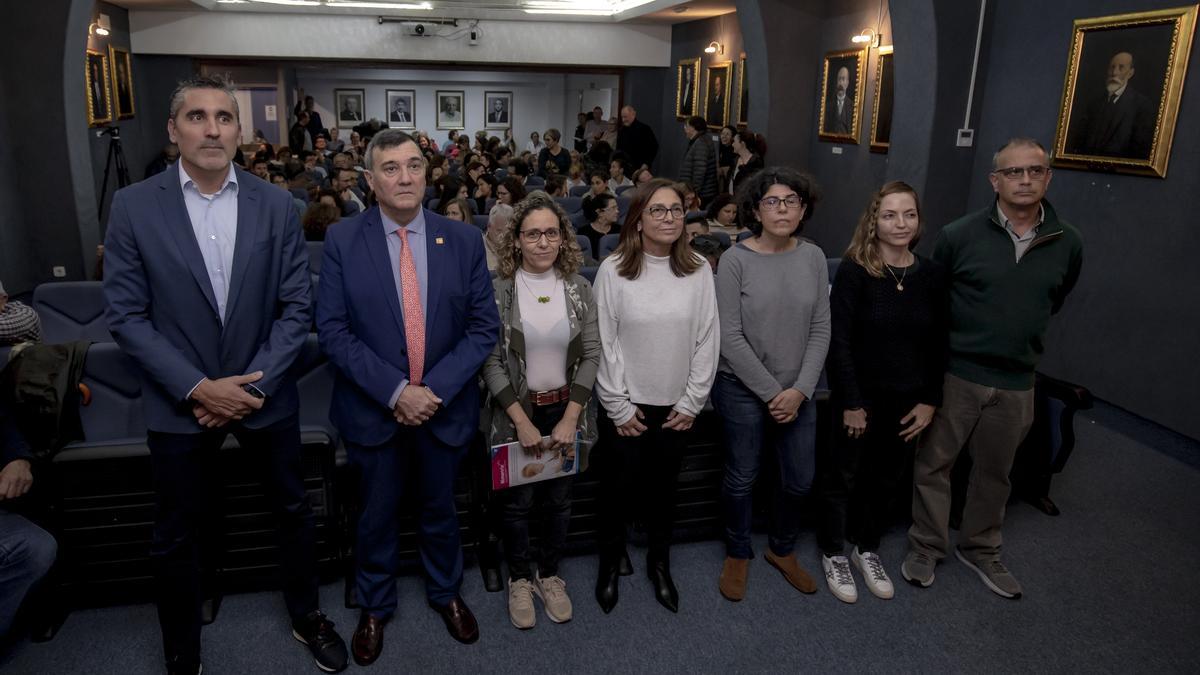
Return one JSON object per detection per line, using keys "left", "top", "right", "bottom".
{"left": 530, "top": 385, "right": 571, "bottom": 407}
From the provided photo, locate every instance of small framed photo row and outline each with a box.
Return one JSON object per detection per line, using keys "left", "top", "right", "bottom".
{"left": 818, "top": 48, "right": 867, "bottom": 143}
{"left": 703, "top": 60, "right": 733, "bottom": 129}
{"left": 386, "top": 89, "right": 416, "bottom": 129}
{"left": 870, "top": 46, "right": 894, "bottom": 153}
{"left": 109, "top": 46, "right": 135, "bottom": 120}
{"left": 437, "top": 90, "right": 465, "bottom": 130}
{"left": 1052, "top": 5, "right": 1197, "bottom": 178}
{"left": 484, "top": 91, "right": 512, "bottom": 129}
{"left": 335, "top": 88, "right": 365, "bottom": 127}
{"left": 85, "top": 49, "right": 112, "bottom": 127}
{"left": 676, "top": 57, "right": 700, "bottom": 120}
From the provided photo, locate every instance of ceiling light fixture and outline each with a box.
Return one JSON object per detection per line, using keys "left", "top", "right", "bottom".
{"left": 523, "top": 0, "right": 656, "bottom": 16}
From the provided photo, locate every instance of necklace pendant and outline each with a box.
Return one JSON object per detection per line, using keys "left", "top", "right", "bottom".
{"left": 537, "top": 295, "right": 550, "bottom": 304}
{"left": 896, "top": 283, "right": 904, "bottom": 291}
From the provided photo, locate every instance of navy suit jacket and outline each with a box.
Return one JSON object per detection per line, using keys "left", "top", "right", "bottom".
{"left": 316, "top": 206, "right": 499, "bottom": 448}
{"left": 103, "top": 163, "right": 313, "bottom": 433}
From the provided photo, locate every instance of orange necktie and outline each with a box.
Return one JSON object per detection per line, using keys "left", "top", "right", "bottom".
{"left": 397, "top": 227, "right": 425, "bottom": 385}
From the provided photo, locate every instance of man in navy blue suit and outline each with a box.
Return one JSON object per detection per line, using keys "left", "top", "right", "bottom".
{"left": 316, "top": 128, "right": 499, "bottom": 664}
{"left": 103, "top": 75, "right": 347, "bottom": 675}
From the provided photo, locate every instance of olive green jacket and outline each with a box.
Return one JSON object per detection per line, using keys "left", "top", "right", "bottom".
{"left": 481, "top": 273, "right": 601, "bottom": 448}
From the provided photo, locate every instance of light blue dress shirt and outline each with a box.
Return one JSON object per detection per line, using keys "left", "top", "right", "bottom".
{"left": 381, "top": 208, "right": 430, "bottom": 405}
{"left": 179, "top": 163, "right": 239, "bottom": 323}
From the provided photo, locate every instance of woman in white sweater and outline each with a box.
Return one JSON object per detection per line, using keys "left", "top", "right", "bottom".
{"left": 592, "top": 178, "right": 720, "bottom": 614}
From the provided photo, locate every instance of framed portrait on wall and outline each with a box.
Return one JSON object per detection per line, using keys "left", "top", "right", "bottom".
{"left": 335, "top": 88, "right": 365, "bottom": 127}
{"left": 870, "top": 46, "right": 894, "bottom": 153}
{"left": 1052, "top": 5, "right": 1197, "bottom": 178}
{"left": 436, "top": 90, "right": 465, "bottom": 130}
{"left": 676, "top": 57, "right": 700, "bottom": 119}
{"left": 484, "top": 91, "right": 513, "bottom": 129}
{"left": 817, "top": 48, "right": 866, "bottom": 143}
{"left": 85, "top": 49, "right": 112, "bottom": 127}
{"left": 108, "top": 46, "right": 135, "bottom": 120}
{"left": 703, "top": 60, "right": 732, "bottom": 129}
{"left": 735, "top": 57, "right": 749, "bottom": 127}
{"left": 386, "top": 89, "right": 416, "bottom": 129}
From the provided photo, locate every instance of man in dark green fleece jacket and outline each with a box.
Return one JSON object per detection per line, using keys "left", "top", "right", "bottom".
{"left": 903, "top": 138, "right": 1083, "bottom": 600}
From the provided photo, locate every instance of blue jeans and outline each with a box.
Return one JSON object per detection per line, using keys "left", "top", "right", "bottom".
{"left": 0, "top": 511, "right": 56, "bottom": 638}
{"left": 712, "top": 372, "right": 817, "bottom": 559}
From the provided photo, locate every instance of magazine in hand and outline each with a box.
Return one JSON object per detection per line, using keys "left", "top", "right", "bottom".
{"left": 490, "top": 435, "right": 590, "bottom": 490}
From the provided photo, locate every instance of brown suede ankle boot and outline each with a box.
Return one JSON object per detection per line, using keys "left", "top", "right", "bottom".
{"left": 719, "top": 557, "right": 749, "bottom": 601}
{"left": 764, "top": 550, "right": 817, "bottom": 594}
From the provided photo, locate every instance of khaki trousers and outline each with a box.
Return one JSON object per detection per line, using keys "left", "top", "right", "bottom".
{"left": 908, "top": 373, "right": 1034, "bottom": 561}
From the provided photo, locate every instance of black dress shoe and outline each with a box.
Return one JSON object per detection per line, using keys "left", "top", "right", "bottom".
{"left": 293, "top": 610, "right": 349, "bottom": 673}
{"left": 595, "top": 557, "right": 620, "bottom": 614}
{"left": 647, "top": 560, "right": 679, "bottom": 613}
{"left": 352, "top": 612, "right": 385, "bottom": 666}
{"left": 166, "top": 657, "right": 202, "bottom": 675}
{"left": 618, "top": 549, "right": 633, "bottom": 577}
{"left": 429, "top": 597, "right": 479, "bottom": 644}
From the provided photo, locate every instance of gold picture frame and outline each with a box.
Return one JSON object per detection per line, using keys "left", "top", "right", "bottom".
{"left": 735, "top": 57, "right": 749, "bottom": 127}
{"left": 109, "top": 45, "right": 135, "bottom": 120}
{"left": 703, "top": 60, "right": 733, "bottom": 129}
{"left": 675, "top": 57, "right": 701, "bottom": 120}
{"left": 1052, "top": 5, "right": 1197, "bottom": 178}
{"left": 869, "top": 46, "right": 894, "bottom": 153}
{"left": 817, "top": 48, "right": 867, "bottom": 143}
{"left": 85, "top": 49, "right": 113, "bottom": 127}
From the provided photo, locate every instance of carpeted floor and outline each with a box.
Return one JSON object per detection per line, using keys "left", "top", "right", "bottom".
{"left": 3, "top": 406, "right": 1198, "bottom": 674}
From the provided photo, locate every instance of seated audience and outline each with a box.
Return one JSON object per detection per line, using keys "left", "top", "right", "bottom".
{"left": 705, "top": 194, "right": 743, "bottom": 238}
{"left": 497, "top": 177, "right": 527, "bottom": 206}
{"left": 608, "top": 154, "right": 633, "bottom": 193}
{"left": 526, "top": 131, "right": 545, "bottom": 156}
{"left": 475, "top": 174, "right": 499, "bottom": 215}
{"left": 333, "top": 166, "right": 367, "bottom": 213}
{"left": 631, "top": 167, "right": 654, "bottom": 188}
{"left": 434, "top": 176, "right": 469, "bottom": 214}
{"left": 712, "top": 167, "right": 827, "bottom": 603}
{"left": 578, "top": 192, "right": 619, "bottom": 256}
{"left": 483, "top": 203, "right": 513, "bottom": 272}
{"left": 678, "top": 182, "right": 701, "bottom": 213}
{"left": 544, "top": 175, "right": 567, "bottom": 198}
{"left": 302, "top": 202, "right": 340, "bottom": 241}
{"left": 251, "top": 157, "right": 271, "bottom": 181}
{"left": 689, "top": 233, "right": 724, "bottom": 274}
{"left": 482, "top": 193, "right": 597, "bottom": 630}
{"left": 586, "top": 171, "right": 612, "bottom": 201}
{"left": 144, "top": 143, "right": 180, "bottom": 179}
{"left": 684, "top": 213, "right": 709, "bottom": 241}
{"left": 442, "top": 197, "right": 475, "bottom": 224}
{"left": 566, "top": 163, "right": 587, "bottom": 190}
{"left": 317, "top": 187, "right": 357, "bottom": 218}
{"left": 0, "top": 281, "right": 41, "bottom": 345}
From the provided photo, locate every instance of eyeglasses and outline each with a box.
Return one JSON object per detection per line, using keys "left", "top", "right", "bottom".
{"left": 759, "top": 194, "right": 803, "bottom": 210}
{"left": 520, "top": 228, "right": 562, "bottom": 243}
{"left": 647, "top": 205, "right": 686, "bottom": 221}
{"left": 992, "top": 165, "right": 1049, "bottom": 180}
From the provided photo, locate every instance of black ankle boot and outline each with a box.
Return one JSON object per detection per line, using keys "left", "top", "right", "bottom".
{"left": 647, "top": 558, "right": 679, "bottom": 613}
{"left": 618, "top": 549, "right": 633, "bottom": 576}
{"left": 595, "top": 557, "right": 620, "bottom": 614}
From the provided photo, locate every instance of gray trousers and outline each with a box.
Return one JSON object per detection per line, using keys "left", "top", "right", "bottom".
{"left": 908, "top": 373, "right": 1034, "bottom": 561}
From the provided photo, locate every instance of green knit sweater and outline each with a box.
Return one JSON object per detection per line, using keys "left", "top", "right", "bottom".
{"left": 933, "top": 199, "right": 1083, "bottom": 390}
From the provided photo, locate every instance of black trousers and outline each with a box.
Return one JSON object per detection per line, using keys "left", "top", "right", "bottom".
{"left": 147, "top": 416, "right": 318, "bottom": 666}
{"left": 817, "top": 395, "right": 917, "bottom": 555}
{"left": 594, "top": 404, "right": 687, "bottom": 563}
{"left": 501, "top": 400, "right": 573, "bottom": 581}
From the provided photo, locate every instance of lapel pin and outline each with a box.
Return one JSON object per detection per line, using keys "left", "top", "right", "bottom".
{"left": 435, "top": 237, "right": 445, "bottom": 245}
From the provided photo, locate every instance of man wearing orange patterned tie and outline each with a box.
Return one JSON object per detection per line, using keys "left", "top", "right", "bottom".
{"left": 316, "top": 129, "right": 499, "bottom": 665}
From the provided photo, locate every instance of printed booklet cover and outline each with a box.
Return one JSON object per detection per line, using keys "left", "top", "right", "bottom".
{"left": 490, "top": 435, "right": 591, "bottom": 490}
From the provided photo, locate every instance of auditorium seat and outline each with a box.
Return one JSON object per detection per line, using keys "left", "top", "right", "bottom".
{"left": 307, "top": 241, "right": 324, "bottom": 275}
{"left": 290, "top": 187, "right": 309, "bottom": 203}
{"left": 32, "top": 281, "right": 111, "bottom": 343}
{"left": 737, "top": 230, "right": 753, "bottom": 242}
{"left": 472, "top": 215, "right": 489, "bottom": 231}
{"left": 616, "top": 196, "right": 631, "bottom": 222}
{"left": 598, "top": 233, "right": 620, "bottom": 259}
{"left": 570, "top": 211, "right": 589, "bottom": 230}
{"left": 576, "top": 235, "right": 593, "bottom": 261}
{"left": 555, "top": 196, "right": 583, "bottom": 214}
{"left": 616, "top": 184, "right": 636, "bottom": 196}
{"left": 493, "top": 168, "right": 508, "bottom": 180}
{"left": 423, "top": 186, "right": 435, "bottom": 206}
{"left": 427, "top": 198, "right": 440, "bottom": 212}
{"left": 525, "top": 176, "right": 545, "bottom": 188}
{"left": 485, "top": 197, "right": 497, "bottom": 213}
{"left": 569, "top": 185, "right": 589, "bottom": 198}
{"left": 579, "top": 266, "right": 598, "bottom": 284}
{"left": 827, "top": 257, "right": 841, "bottom": 282}
{"left": 711, "top": 231, "right": 731, "bottom": 249}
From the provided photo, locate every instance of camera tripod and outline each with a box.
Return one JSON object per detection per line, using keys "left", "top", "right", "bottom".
{"left": 97, "top": 126, "right": 131, "bottom": 222}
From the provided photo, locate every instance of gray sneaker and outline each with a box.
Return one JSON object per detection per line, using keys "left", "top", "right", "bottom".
{"left": 955, "top": 548, "right": 1022, "bottom": 599}
{"left": 901, "top": 550, "right": 936, "bottom": 588}
{"left": 507, "top": 578, "right": 537, "bottom": 629}
{"left": 533, "top": 575, "right": 573, "bottom": 623}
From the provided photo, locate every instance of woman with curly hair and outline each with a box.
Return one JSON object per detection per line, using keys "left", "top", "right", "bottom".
{"left": 481, "top": 193, "right": 600, "bottom": 631}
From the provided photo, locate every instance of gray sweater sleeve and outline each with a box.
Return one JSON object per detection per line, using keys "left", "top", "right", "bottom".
{"left": 792, "top": 246, "right": 831, "bottom": 398}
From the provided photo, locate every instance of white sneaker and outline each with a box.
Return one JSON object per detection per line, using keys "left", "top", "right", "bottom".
{"left": 822, "top": 554, "right": 857, "bottom": 604}
{"left": 852, "top": 547, "right": 895, "bottom": 599}
{"left": 533, "top": 575, "right": 573, "bottom": 623}
{"left": 507, "top": 578, "right": 537, "bottom": 629}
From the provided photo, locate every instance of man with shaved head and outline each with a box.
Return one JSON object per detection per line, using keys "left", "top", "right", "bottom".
{"left": 1068, "top": 51, "right": 1156, "bottom": 159}
{"left": 615, "top": 104, "right": 659, "bottom": 172}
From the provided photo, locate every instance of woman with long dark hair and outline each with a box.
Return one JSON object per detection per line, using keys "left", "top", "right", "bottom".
{"left": 593, "top": 178, "right": 719, "bottom": 614}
